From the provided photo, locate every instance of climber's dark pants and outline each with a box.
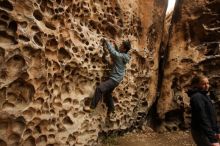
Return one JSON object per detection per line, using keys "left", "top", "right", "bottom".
{"left": 90, "top": 78, "right": 118, "bottom": 112}
{"left": 191, "top": 128, "right": 211, "bottom": 146}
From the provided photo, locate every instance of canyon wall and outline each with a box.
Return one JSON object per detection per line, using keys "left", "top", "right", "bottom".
{"left": 0, "top": 0, "right": 167, "bottom": 145}
{"left": 157, "top": 0, "right": 220, "bottom": 131}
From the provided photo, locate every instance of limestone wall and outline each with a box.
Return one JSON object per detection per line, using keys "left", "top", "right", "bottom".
{"left": 157, "top": 0, "right": 220, "bottom": 131}
{"left": 0, "top": 0, "right": 167, "bottom": 145}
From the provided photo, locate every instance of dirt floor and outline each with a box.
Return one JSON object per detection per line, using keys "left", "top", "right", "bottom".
{"left": 101, "top": 130, "right": 196, "bottom": 146}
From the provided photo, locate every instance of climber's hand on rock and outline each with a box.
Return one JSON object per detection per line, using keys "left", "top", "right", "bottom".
{"left": 101, "top": 38, "right": 107, "bottom": 45}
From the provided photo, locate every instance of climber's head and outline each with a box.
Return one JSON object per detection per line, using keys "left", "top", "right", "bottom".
{"left": 120, "top": 40, "right": 131, "bottom": 53}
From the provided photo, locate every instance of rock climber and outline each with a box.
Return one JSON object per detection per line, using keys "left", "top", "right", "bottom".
{"left": 88, "top": 38, "right": 131, "bottom": 114}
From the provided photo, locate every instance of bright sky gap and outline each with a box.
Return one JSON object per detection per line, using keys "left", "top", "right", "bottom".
{"left": 166, "top": 0, "right": 176, "bottom": 14}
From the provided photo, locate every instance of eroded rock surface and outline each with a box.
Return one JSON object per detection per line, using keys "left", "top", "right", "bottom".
{"left": 0, "top": 0, "right": 167, "bottom": 145}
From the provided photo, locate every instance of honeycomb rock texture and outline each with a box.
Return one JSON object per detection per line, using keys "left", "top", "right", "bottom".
{"left": 0, "top": 0, "right": 167, "bottom": 145}
{"left": 157, "top": 0, "right": 220, "bottom": 131}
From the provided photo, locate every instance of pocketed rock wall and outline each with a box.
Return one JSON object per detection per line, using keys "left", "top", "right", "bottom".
{"left": 157, "top": 0, "right": 220, "bottom": 132}
{"left": 0, "top": 0, "right": 167, "bottom": 145}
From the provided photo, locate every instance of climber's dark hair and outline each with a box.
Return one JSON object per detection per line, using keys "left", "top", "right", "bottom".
{"left": 122, "top": 40, "right": 131, "bottom": 53}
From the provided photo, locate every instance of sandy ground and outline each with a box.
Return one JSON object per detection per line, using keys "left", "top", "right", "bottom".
{"left": 101, "top": 130, "right": 196, "bottom": 146}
